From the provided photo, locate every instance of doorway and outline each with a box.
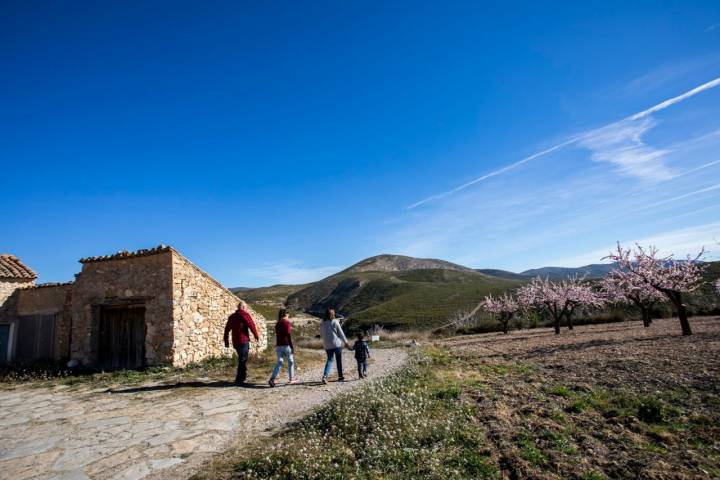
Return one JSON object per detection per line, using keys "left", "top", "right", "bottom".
{"left": 0, "top": 324, "right": 10, "bottom": 365}
{"left": 15, "top": 314, "right": 56, "bottom": 362}
{"left": 97, "top": 305, "right": 146, "bottom": 370}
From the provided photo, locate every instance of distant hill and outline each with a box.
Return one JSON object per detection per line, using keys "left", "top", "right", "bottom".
{"left": 519, "top": 263, "right": 617, "bottom": 279}
{"left": 233, "top": 256, "right": 617, "bottom": 331}
{"left": 475, "top": 264, "right": 617, "bottom": 280}
{"left": 341, "top": 254, "right": 476, "bottom": 274}
{"left": 475, "top": 269, "right": 528, "bottom": 280}
{"left": 281, "top": 255, "right": 519, "bottom": 331}
{"left": 237, "top": 283, "right": 310, "bottom": 304}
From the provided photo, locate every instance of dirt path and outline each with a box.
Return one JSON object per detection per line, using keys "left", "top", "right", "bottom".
{"left": 0, "top": 348, "right": 408, "bottom": 480}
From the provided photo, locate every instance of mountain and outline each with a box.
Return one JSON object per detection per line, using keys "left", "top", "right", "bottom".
{"left": 235, "top": 256, "right": 620, "bottom": 331}
{"left": 476, "top": 264, "right": 618, "bottom": 280}
{"left": 475, "top": 269, "right": 528, "bottom": 280}
{"left": 281, "top": 255, "right": 519, "bottom": 331}
{"left": 341, "top": 254, "right": 476, "bottom": 274}
{"left": 519, "top": 263, "right": 617, "bottom": 279}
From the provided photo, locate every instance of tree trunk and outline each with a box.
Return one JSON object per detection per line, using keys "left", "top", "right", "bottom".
{"left": 677, "top": 302, "right": 692, "bottom": 336}
{"left": 641, "top": 308, "right": 651, "bottom": 328}
{"left": 564, "top": 305, "right": 576, "bottom": 331}
{"left": 554, "top": 315, "right": 560, "bottom": 335}
{"left": 664, "top": 290, "right": 692, "bottom": 336}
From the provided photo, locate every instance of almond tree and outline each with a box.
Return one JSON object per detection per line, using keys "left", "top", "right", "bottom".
{"left": 606, "top": 243, "right": 705, "bottom": 336}
{"left": 481, "top": 292, "right": 518, "bottom": 334}
{"left": 716, "top": 278, "right": 720, "bottom": 296}
{"left": 518, "top": 276, "right": 603, "bottom": 334}
{"left": 601, "top": 270, "right": 665, "bottom": 327}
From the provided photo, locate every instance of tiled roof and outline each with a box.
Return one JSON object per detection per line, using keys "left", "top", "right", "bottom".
{"left": 0, "top": 254, "right": 38, "bottom": 280}
{"left": 79, "top": 245, "right": 173, "bottom": 264}
{"left": 33, "top": 281, "right": 74, "bottom": 289}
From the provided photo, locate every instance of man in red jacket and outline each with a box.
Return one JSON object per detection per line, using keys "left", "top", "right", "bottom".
{"left": 223, "top": 301, "right": 260, "bottom": 385}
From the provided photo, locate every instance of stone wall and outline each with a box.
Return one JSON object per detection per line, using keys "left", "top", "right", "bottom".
{"left": 70, "top": 252, "right": 175, "bottom": 366}
{"left": 171, "top": 251, "right": 267, "bottom": 367}
{"left": 0, "top": 279, "right": 35, "bottom": 321}
{"left": 16, "top": 284, "right": 73, "bottom": 359}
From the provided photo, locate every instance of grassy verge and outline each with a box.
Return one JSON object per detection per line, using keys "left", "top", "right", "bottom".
{"left": 198, "top": 349, "right": 499, "bottom": 480}
{"left": 203, "top": 344, "right": 719, "bottom": 479}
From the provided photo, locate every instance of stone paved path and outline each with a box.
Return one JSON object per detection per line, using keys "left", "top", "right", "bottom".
{"left": 0, "top": 348, "right": 408, "bottom": 480}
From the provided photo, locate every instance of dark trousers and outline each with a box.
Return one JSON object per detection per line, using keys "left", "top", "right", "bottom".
{"left": 234, "top": 342, "right": 250, "bottom": 384}
{"left": 323, "top": 347, "right": 344, "bottom": 379}
{"left": 357, "top": 360, "right": 368, "bottom": 377}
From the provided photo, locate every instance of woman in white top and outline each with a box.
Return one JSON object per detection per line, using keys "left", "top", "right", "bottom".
{"left": 319, "top": 308, "right": 350, "bottom": 384}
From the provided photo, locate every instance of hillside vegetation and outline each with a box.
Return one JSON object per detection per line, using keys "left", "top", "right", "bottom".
{"left": 284, "top": 256, "right": 521, "bottom": 331}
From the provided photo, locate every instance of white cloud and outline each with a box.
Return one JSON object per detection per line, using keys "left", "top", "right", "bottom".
{"left": 626, "top": 77, "right": 720, "bottom": 120}
{"left": 240, "top": 261, "right": 341, "bottom": 285}
{"left": 578, "top": 116, "right": 674, "bottom": 181}
{"left": 407, "top": 76, "right": 720, "bottom": 208}
{"left": 547, "top": 221, "right": 720, "bottom": 267}
{"left": 406, "top": 139, "right": 576, "bottom": 209}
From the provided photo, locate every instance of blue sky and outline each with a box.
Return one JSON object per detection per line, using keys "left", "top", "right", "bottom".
{"left": 2, "top": 1, "right": 720, "bottom": 287}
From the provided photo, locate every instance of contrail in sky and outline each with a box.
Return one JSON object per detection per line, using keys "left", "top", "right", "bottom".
{"left": 407, "top": 76, "right": 720, "bottom": 209}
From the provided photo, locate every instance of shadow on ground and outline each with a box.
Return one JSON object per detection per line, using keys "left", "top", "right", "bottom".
{"left": 106, "top": 379, "right": 347, "bottom": 394}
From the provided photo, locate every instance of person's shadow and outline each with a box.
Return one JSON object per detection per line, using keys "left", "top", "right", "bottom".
{"left": 107, "top": 379, "right": 324, "bottom": 394}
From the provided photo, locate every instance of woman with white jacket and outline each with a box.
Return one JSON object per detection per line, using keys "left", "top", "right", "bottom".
{"left": 319, "top": 308, "right": 350, "bottom": 384}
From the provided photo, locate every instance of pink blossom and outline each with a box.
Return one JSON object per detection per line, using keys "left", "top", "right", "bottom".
{"left": 517, "top": 276, "right": 603, "bottom": 334}
{"left": 604, "top": 243, "right": 705, "bottom": 335}
{"left": 481, "top": 292, "right": 518, "bottom": 334}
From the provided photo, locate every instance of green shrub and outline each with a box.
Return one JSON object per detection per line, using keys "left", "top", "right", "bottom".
{"left": 637, "top": 397, "right": 665, "bottom": 424}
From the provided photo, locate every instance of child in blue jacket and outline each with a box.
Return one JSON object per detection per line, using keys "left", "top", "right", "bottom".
{"left": 351, "top": 333, "right": 371, "bottom": 379}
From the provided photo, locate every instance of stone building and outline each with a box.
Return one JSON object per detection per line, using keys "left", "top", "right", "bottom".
{"left": 0, "top": 246, "right": 266, "bottom": 369}
{"left": 0, "top": 254, "right": 39, "bottom": 364}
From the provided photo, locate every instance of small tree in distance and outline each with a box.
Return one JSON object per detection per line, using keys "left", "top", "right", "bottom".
{"left": 481, "top": 292, "right": 518, "bottom": 334}
{"left": 518, "top": 276, "right": 603, "bottom": 334}
{"left": 601, "top": 269, "right": 665, "bottom": 327}
{"left": 606, "top": 243, "right": 705, "bottom": 336}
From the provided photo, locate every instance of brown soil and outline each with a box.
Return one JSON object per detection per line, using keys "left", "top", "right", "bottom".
{"left": 441, "top": 316, "right": 720, "bottom": 479}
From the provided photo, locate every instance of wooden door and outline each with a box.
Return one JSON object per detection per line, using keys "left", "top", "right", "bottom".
{"left": 98, "top": 306, "right": 146, "bottom": 370}
{"left": 15, "top": 314, "right": 56, "bottom": 362}
{"left": 0, "top": 324, "right": 9, "bottom": 365}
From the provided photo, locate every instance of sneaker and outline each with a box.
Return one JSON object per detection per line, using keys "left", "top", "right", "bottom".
{"left": 321, "top": 376, "right": 328, "bottom": 385}
{"left": 338, "top": 377, "right": 345, "bottom": 382}
{"left": 288, "top": 378, "right": 299, "bottom": 385}
{"left": 269, "top": 378, "right": 276, "bottom": 388}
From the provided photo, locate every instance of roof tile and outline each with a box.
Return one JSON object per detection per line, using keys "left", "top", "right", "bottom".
{"left": 0, "top": 254, "right": 38, "bottom": 280}
{"left": 79, "top": 244, "right": 172, "bottom": 264}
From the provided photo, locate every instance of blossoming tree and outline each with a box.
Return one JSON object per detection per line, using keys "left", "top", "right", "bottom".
{"left": 601, "top": 269, "right": 665, "bottom": 328}
{"left": 518, "top": 276, "right": 604, "bottom": 334}
{"left": 481, "top": 292, "right": 518, "bottom": 334}
{"left": 605, "top": 243, "right": 705, "bottom": 336}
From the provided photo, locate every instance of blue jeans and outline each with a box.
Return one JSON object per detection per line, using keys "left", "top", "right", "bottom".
{"left": 323, "top": 347, "right": 344, "bottom": 379}
{"left": 270, "top": 346, "right": 295, "bottom": 381}
{"left": 357, "top": 360, "right": 368, "bottom": 377}
{"left": 234, "top": 343, "right": 250, "bottom": 384}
